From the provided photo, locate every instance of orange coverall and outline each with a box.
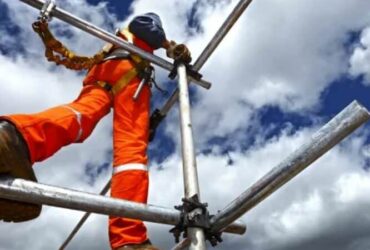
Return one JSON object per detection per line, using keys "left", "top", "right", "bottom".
{"left": 1, "top": 33, "right": 154, "bottom": 249}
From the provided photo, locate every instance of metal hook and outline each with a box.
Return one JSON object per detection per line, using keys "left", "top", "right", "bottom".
{"left": 39, "top": 0, "right": 56, "bottom": 22}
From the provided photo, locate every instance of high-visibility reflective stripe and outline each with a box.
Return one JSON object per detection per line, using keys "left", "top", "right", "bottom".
{"left": 113, "top": 163, "right": 148, "bottom": 175}
{"left": 63, "top": 105, "right": 83, "bottom": 142}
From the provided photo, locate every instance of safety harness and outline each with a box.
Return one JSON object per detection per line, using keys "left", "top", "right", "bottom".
{"left": 33, "top": 21, "right": 153, "bottom": 98}
{"left": 95, "top": 50, "right": 151, "bottom": 96}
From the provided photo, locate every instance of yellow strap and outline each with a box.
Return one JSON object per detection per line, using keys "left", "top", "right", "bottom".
{"left": 99, "top": 28, "right": 149, "bottom": 95}
{"left": 111, "top": 67, "right": 139, "bottom": 95}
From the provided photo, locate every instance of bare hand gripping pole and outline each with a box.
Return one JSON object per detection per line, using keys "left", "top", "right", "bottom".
{"left": 18, "top": 0, "right": 211, "bottom": 90}
{"left": 210, "top": 100, "right": 370, "bottom": 233}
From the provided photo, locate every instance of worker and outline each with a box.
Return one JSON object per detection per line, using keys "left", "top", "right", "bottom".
{"left": 0, "top": 13, "right": 191, "bottom": 250}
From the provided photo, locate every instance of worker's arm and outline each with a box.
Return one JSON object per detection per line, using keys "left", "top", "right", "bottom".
{"left": 129, "top": 13, "right": 191, "bottom": 63}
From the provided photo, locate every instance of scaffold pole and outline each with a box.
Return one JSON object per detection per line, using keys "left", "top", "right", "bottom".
{"left": 210, "top": 100, "right": 370, "bottom": 233}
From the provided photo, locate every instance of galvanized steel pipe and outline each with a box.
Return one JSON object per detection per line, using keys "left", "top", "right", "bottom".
{"left": 0, "top": 176, "right": 245, "bottom": 235}
{"left": 210, "top": 100, "right": 370, "bottom": 232}
{"left": 59, "top": 180, "right": 111, "bottom": 250}
{"left": 178, "top": 64, "right": 207, "bottom": 250}
{"left": 193, "top": 0, "right": 254, "bottom": 71}
{"left": 157, "top": 0, "right": 255, "bottom": 120}
{"left": 18, "top": 0, "right": 211, "bottom": 89}
{"left": 0, "top": 176, "right": 179, "bottom": 225}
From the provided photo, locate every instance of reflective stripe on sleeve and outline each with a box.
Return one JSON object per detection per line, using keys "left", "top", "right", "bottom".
{"left": 63, "top": 105, "right": 83, "bottom": 142}
{"left": 113, "top": 163, "right": 148, "bottom": 175}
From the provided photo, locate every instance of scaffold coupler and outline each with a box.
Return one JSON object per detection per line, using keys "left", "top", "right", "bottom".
{"left": 39, "top": 0, "right": 56, "bottom": 22}
{"left": 168, "top": 60, "right": 203, "bottom": 81}
{"left": 170, "top": 195, "right": 223, "bottom": 247}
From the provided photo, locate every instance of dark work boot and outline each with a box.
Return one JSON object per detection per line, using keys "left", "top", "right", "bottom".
{"left": 0, "top": 121, "right": 42, "bottom": 222}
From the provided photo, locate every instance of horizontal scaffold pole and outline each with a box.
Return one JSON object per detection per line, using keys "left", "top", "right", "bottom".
{"left": 210, "top": 100, "right": 370, "bottom": 233}
{"left": 59, "top": 180, "right": 111, "bottom": 250}
{"left": 18, "top": 0, "right": 211, "bottom": 90}
{"left": 0, "top": 176, "right": 246, "bottom": 235}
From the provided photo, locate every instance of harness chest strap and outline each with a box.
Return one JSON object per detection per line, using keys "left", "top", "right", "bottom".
{"left": 96, "top": 30, "right": 151, "bottom": 96}
{"left": 96, "top": 57, "right": 149, "bottom": 96}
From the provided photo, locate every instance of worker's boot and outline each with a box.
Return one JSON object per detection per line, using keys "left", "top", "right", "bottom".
{"left": 116, "top": 240, "right": 160, "bottom": 250}
{"left": 0, "top": 120, "right": 42, "bottom": 222}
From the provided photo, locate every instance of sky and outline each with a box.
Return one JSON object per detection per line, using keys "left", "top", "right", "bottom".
{"left": 1, "top": 0, "right": 370, "bottom": 249}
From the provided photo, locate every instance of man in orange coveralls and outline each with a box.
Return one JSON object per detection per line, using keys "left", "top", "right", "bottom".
{"left": 0, "top": 13, "right": 191, "bottom": 250}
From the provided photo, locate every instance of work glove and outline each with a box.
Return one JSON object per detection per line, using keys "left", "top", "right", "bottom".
{"left": 166, "top": 41, "right": 192, "bottom": 64}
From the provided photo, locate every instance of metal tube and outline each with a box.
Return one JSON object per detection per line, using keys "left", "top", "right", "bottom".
{"left": 171, "top": 238, "right": 191, "bottom": 250}
{"left": 59, "top": 180, "right": 111, "bottom": 250}
{"left": 18, "top": 0, "right": 211, "bottom": 90}
{"left": 178, "top": 64, "right": 206, "bottom": 250}
{"left": 0, "top": 176, "right": 245, "bottom": 235}
{"left": 193, "top": 0, "right": 254, "bottom": 71}
{"left": 0, "top": 176, "right": 179, "bottom": 224}
{"left": 156, "top": 0, "right": 255, "bottom": 121}
{"left": 210, "top": 100, "right": 370, "bottom": 232}
{"left": 160, "top": 89, "right": 180, "bottom": 115}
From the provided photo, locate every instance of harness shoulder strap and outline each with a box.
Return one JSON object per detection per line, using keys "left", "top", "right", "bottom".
{"left": 99, "top": 29, "right": 151, "bottom": 95}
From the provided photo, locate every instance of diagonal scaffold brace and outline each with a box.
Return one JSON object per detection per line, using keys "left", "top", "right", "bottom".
{"left": 209, "top": 100, "right": 370, "bottom": 232}
{"left": 10, "top": 1, "right": 370, "bottom": 250}
{"left": 149, "top": 0, "right": 255, "bottom": 139}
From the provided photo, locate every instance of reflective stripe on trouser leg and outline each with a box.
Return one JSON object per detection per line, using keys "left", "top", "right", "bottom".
{"left": 113, "top": 163, "right": 148, "bottom": 175}
{"left": 109, "top": 80, "right": 151, "bottom": 249}
{"left": 0, "top": 85, "right": 112, "bottom": 163}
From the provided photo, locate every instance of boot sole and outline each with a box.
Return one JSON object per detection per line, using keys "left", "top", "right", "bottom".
{"left": 0, "top": 122, "right": 42, "bottom": 223}
{"left": 0, "top": 199, "right": 41, "bottom": 223}
{"left": 0, "top": 169, "right": 42, "bottom": 223}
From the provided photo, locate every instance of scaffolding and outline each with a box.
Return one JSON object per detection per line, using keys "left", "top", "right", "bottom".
{"left": 1, "top": 0, "right": 370, "bottom": 249}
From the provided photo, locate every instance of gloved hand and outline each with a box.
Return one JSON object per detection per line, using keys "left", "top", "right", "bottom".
{"left": 166, "top": 41, "right": 192, "bottom": 64}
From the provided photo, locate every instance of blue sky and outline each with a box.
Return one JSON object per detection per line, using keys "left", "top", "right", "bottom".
{"left": 1, "top": 0, "right": 370, "bottom": 250}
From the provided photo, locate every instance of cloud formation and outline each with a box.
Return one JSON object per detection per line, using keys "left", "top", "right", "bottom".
{"left": 0, "top": 0, "right": 370, "bottom": 250}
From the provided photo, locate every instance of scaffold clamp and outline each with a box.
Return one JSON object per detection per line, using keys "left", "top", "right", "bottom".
{"left": 39, "top": 0, "right": 56, "bottom": 22}
{"left": 170, "top": 195, "right": 223, "bottom": 247}
{"left": 168, "top": 60, "right": 203, "bottom": 81}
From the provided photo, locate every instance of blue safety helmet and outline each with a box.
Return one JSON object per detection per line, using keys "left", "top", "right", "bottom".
{"left": 128, "top": 12, "right": 167, "bottom": 50}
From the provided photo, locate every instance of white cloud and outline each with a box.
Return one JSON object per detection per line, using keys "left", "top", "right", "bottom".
{"left": 1, "top": 0, "right": 370, "bottom": 250}
{"left": 350, "top": 27, "right": 370, "bottom": 84}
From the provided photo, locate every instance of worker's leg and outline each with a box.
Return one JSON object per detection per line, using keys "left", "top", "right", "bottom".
{"left": 0, "top": 85, "right": 112, "bottom": 222}
{"left": 1, "top": 85, "right": 112, "bottom": 163}
{"left": 109, "top": 81, "right": 151, "bottom": 249}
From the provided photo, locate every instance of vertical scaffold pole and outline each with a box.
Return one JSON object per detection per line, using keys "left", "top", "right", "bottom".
{"left": 177, "top": 64, "right": 207, "bottom": 250}
{"left": 155, "top": 0, "right": 255, "bottom": 117}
